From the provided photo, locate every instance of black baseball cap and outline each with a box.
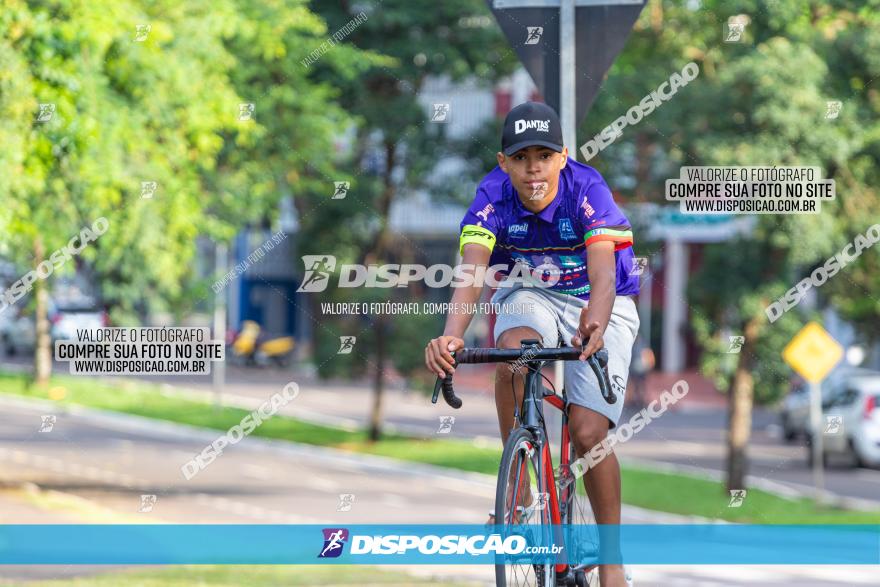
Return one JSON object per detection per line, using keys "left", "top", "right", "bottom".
{"left": 501, "top": 101, "right": 564, "bottom": 156}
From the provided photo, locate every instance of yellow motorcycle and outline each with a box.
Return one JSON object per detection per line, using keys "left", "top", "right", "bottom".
{"left": 231, "top": 320, "right": 295, "bottom": 367}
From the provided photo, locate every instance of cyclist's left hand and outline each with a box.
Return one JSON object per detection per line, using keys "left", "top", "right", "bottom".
{"left": 571, "top": 316, "right": 604, "bottom": 361}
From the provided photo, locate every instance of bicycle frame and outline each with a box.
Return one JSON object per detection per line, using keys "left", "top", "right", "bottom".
{"left": 514, "top": 344, "right": 574, "bottom": 577}
{"left": 431, "top": 341, "right": 612, "bottom": 582}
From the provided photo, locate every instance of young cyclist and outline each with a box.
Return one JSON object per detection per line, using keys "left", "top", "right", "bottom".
{"left": 424, "top": 102, "right": 639, "bottom": 587}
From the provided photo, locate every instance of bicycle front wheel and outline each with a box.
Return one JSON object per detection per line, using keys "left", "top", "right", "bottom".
{"left": 494, "top": 427, "right": 554, "bottom": 587}
{"left": 562, "top": 440, "right": 600, "bottom": 583}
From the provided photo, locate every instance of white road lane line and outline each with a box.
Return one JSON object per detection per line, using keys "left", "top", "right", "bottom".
{"left": 380, "top": 494, "right": 410, "bottom": 508}
{"left": 240, "top": 464, "right": 273, "bottom": 480}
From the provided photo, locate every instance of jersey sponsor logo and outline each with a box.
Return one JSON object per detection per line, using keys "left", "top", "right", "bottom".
{"left": 555, "top": 283, "right": 591, "bottom": 295}
{"left": 475, "top": 203, "right": 494, "bottom": 222}
{"left": 557, "top": 255, "right": 583, "bottom": 268}
{"left": 461, "top": 228, "right": 493, "bottom": 241}
{"left": 514, "top": 119, "right": 550, "bottom": 134}
{"left": 581, "top": 199, "right": 596, "bottom": 218}
{"left": 611, "top": 374, "right": 626, "bottom": 396}
{"left": 558, "top": 218, "right": 576, "bottom": 240}
{"left": 508, "top": 222, "right": 528, "bottom": 238}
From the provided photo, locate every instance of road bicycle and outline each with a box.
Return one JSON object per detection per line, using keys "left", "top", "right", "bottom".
{"left": 432, "top": 339, "right": 616, "bottom": 586}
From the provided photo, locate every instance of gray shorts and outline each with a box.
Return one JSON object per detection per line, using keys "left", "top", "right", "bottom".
{"left": 491, "top": 284, "right": 640, "bottom": 428}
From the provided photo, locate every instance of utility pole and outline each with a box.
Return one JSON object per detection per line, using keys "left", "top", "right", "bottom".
{"left": 213, "top": 241, "right": 227, "bottom": 409}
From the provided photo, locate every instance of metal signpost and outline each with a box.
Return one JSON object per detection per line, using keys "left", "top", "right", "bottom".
{"left": 213, "top": 242, "right": 228, "bottom": 408}
{"left": 487, "top": 0, "right": 646, "bottom": 153}
{"left": 782, "top": 322, "right": 844, "bottom": 501}
{"left": 487, "top": 0, "right": 647, "bottom": 439}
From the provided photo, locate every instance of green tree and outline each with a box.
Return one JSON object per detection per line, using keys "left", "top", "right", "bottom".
{"left": 304, "top": 0, "right": 517, "bottom": 440}
{"left": 0, "top": 0, "right": 369, "bottom": 384}
{"left": 584, "top": 0, "right": 880, "bottom": 490}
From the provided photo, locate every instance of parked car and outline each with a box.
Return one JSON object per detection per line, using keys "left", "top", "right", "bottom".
{"left": 0, "top": 300, "right": 107, "bottom": 356}
{"left": 0, "top": 311, "right": 36, "bottom": 356}
{"left": 49, "top": 302, "right": 108, "bottom": 341}
{"left": 781, "top": 368, "right": 874, "bottom": 442}
{"left": 816, "top": 372, "right": 880, "bottom": 468}
{"left": 779, "top": 375, "right": 844, "bottom": 442}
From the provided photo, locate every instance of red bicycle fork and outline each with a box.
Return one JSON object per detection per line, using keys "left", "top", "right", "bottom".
{"left": 541, "top": 393, "right": 571, "bottom": 576}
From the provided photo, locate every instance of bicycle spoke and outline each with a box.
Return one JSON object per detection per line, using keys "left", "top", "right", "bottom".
{"left": 497, "top": 432, "right": 551, "bottom": 587}
{"left": 507, "top": 455, "right": 526, "bottom": 525}
{"left": 564, "top": 446, "right": 600, "bottom": 570}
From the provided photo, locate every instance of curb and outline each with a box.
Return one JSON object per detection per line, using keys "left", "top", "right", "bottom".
{"left": 5, "top": 391, "right": 877, "bottom": 517}
{"left": 155, "top": 385, "right": 880, "bottom": 512}
{"left": 0, "top": 392, "right": 704, "bottom": 524}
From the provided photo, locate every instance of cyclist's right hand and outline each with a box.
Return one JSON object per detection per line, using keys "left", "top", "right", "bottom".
{"left": 425, "top": 335, "right": 464, "bottom": 379}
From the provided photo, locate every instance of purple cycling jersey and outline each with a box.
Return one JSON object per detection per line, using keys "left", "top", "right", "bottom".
{"left": 459, "top": 157, "right": 640, "bottom": 300}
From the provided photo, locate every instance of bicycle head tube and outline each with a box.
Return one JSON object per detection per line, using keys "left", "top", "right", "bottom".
{"left": 517, "top": 339, "right": 545, "bottom": 432}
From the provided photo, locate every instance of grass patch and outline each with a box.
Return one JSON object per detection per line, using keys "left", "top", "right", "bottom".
{"left": 28, "top": 565, "right": 478, "bottom": 586}
{"left": 3, "top": 370, "right": 880, "bottom": 524}
{"left": 619, "top": 467, "right": 880, "bottom": 524}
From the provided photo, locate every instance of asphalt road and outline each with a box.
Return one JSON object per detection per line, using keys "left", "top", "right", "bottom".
{"left": 131, "top": 363, "right": 880, "bottom": 508}
{"left": 1, "top": 391, "right": 878, "bottom": 585}
{"left": 0, "top": 394, "right": 495, "bottom": 584}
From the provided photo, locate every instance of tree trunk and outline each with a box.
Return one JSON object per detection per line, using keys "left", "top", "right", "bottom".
{"left": 634, "top": 132, "right": 656, "bottom": 200}
{"left": 33, "top": 237, "right": 52, "bottom": 388}
{"left": 368, "top": 316, "right": 386, "bottom": 441}
{"left": 725, "top": 315, "right": 762, "bottom": 491}
{"left": 363, "top": 141, "right": 397, "bottom": 442}
{"left": 361, "top": 141, "right": 397, "bottom": 266}
{"left": 650, "top": 0, "right": 663, "bottom": 31}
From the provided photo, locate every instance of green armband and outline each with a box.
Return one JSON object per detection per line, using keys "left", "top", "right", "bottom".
{"left": 459, "top": 224, "right": 496, "bottom": 255}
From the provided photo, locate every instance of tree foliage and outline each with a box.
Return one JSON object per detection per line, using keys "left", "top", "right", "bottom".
{"left": 584, "top": 0, "right": 880, "bottom": 403}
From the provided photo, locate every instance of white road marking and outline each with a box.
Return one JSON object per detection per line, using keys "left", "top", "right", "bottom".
{"left": 82, "top": 466, "right": 103, "bottom": 480}
{"left": 301, "top": 475, "right": 336, "bottom": 492}
{"left": 193, "top": 493, "right": 321, "bottom": 523}
{"left": 241, "top": 464, "right": 272, "bottom": 480}
{"left": 380, "top": 493, "right": 409, "bottom": 508}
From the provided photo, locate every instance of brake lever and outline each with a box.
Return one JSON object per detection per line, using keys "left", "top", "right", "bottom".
{"left": 431, "top": 353, "right": 462, "bottom": 409}
{"left": 585, "top": 348, "right": 615, "bottom": 405}
{"left": 431, "top": 372, "right": 445, "bottom": 403}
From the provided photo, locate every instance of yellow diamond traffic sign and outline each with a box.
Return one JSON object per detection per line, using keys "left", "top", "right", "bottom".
{"left": 782, "top": 322, "right": 843, "bottom": 383}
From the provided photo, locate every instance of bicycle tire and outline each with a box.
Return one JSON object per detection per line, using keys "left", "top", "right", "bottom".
{"left": 561, "top": 441, "right": 600, "bottom": 576}
{"left": 495, "top": 427, "right": 554, "bottom": 587}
